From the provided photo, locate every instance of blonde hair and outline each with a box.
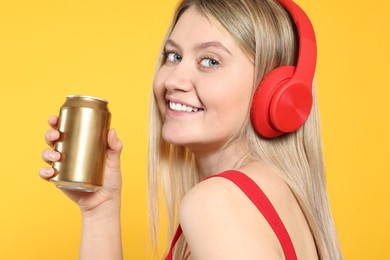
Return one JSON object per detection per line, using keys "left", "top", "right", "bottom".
{"left": 148, "top": 0, "right": 342, "bottom": 259}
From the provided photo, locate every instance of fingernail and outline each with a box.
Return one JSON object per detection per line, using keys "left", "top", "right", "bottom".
{"left": 45, "top": 168, "right": 53, "bottom": 177}
{"left": 51, "top": 131, "right": 59, "bottom": 139}
{"left": 50, "top": 152, "right": 57, "bottom": 160}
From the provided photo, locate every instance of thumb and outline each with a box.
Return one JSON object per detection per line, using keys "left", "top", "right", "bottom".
{"left": 106, "top": 128, "right": 122, "bottom": 172}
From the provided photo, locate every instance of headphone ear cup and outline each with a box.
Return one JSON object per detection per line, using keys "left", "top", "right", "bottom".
{"left": 269, "top": 80, "right": 312, "bottom": 133}
{"left": 250, "top": 66, "right": 295, "bottom": 138}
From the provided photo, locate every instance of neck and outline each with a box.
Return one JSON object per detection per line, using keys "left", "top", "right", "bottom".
{"left": 193, "top": 141, "right": 251, "bottom": 178}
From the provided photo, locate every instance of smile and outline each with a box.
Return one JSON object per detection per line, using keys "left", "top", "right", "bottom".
{"left": 169, "top": 102, "right": 203, "bottom": 112}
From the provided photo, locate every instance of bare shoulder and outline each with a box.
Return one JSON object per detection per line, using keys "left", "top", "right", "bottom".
{"left": 178, "top": 168, "right": 284, "bottom": 259}
{"left": 243, "top": 163, "right": 319, "bottom": 260}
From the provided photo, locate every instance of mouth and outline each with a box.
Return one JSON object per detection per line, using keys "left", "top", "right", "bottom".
{"left": 168, "top": 101, "right": 204, "bottom": 112}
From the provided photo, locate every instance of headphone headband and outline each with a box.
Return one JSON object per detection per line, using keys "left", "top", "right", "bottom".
{"left": 277, "top": 0, "right": 317, "bottom": 85}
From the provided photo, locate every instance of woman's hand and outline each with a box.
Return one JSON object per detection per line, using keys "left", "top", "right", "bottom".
{"left": 39, "top": 115, "right": 123, "bottom": 214}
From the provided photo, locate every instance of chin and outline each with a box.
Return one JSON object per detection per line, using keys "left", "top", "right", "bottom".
{"left": 162, "top": 130, "right": 192, "bottom": 147}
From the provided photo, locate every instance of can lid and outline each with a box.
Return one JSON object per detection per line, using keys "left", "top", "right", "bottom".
{"left": 66, "top": 95, "right": 108, "bottom": 103}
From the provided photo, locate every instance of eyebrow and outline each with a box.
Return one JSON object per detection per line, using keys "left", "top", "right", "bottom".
{"left": 165, "top": 39, "right": 232, "bottom": 56}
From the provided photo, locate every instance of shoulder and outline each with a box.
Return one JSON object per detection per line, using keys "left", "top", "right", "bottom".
{"left": 179, "top": 169, "right": 285, "bottom": 259}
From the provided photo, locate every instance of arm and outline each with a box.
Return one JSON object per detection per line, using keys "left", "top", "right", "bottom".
{"left": 78, "top": 129, "right": 124, "bottom": 260}
{"left": 80, "top": 199, "right": 122, "bottom": 260}
{"left": 40, "top": 116, "right": 124, "bottom": 259}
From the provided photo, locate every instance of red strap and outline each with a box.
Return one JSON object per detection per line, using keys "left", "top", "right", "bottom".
{"left": 212, "top": 171, "right": 298, "bottom": 259}
{"left": 165, "top": 170, "right": 297, "bottom": 260}
{"left": 165, "top": 225, "right": 183, "bottom": 260}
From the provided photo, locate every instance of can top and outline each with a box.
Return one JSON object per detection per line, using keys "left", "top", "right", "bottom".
{"left": 64, "top": 95, "right": 110, "bottom": 112}
{"left": 67, "top": 95, "right": 108, "bottom": 103}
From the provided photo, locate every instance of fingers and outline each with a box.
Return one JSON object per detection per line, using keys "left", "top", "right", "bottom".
{"left": 48, "top": 115, "right": 59, "bottom": 129}
{"left": 45, "top": 129, "right": 60, "bottom": 147}
{"left": 41, "top": 148, "right": 61, "bottom": 165}
{"left": 39, "top": 167, "right": 55, "bottom": 181}
{"left": 45, "top": 116, "right": 60, "bottom": 147}
{"left": 40, "top": 116, "right": 60, "bottom": 181}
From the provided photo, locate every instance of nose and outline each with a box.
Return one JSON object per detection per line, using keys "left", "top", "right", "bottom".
{"left": 163, "top": 61, "right": 194, "bottom": 93}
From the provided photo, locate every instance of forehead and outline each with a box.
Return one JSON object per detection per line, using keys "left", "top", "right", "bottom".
{"left": 168, "top": 6, "right": 236, "bottom": 49}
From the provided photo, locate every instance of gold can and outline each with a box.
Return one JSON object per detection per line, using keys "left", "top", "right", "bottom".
{"left": 51, "top": 95, "right": 111, "bottom": 192}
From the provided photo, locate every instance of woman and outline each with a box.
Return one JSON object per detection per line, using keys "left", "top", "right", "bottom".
{"left": 40, "top": 0, "right": 342, "bottom": 259}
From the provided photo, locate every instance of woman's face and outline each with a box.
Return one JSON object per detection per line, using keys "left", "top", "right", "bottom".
{"left": 153, "top": 6, "right": 254, "bottom": 154}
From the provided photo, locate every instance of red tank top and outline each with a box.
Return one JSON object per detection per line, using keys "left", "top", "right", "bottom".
{"left": 165, "top": 170, "right": 297, "bottom": 260}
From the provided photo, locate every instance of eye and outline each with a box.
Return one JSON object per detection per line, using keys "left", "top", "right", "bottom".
{"left": 200, "top": 57, "right": 220, "bottom": 69}
{"left": 164, "top": 51, "right": 182, "bottom": 64}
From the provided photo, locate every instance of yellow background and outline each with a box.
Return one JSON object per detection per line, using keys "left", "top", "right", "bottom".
{"left": 0, "top": 0, "right": 388, "bottom": 259}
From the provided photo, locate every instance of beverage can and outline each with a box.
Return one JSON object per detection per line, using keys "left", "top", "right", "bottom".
{"left": 51, "top": 95, "right": 111, "bottom": 192}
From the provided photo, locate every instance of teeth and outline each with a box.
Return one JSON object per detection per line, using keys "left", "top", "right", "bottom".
{"left": 169, "top": 102, "right": 201, "bottom": 112}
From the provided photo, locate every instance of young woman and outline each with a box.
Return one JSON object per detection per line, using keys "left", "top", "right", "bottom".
{"left": 40, "top": 0, "right": 342, "bottom": 259}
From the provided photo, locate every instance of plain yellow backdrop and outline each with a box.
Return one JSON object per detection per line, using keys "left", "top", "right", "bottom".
{"left": 0, "top": 0, "right": 388, "bottom": 259}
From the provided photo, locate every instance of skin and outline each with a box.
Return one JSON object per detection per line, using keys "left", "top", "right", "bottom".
{"left": 40, "top": 6, "right": 318, "bottom": 260}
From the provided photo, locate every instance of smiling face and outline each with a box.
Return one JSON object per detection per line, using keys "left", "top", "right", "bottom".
{"left": 153, "top": 6, "right": 254, "bottom": 154}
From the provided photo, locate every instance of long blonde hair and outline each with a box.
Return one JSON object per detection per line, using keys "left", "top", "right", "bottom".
{"left": 148, "top": 0, "right": 342, "bottom": 259}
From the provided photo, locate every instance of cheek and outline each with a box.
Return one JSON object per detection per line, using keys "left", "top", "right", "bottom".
{"left": 152, "top": 71, "right": 167, "bottom": 111}
{"left": 203, "top": 76, "right": 253, "bottom": 111}
{"left": 222, "top": 96, "right": 251, "bottom": 127}
{"left": 203, "top": 77, "right": 252, "bottom": 129}
{"left": 152, "top": 71, "right": 163, "bottom": 97}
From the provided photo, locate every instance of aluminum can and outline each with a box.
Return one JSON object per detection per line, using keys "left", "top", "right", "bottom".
{"left": 51, "top": 95, "right": 111, "bottom": 192}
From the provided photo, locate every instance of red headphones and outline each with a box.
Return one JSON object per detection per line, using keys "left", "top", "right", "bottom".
{"left": 250, "top": 0, "right": 317, "bottom": 138}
